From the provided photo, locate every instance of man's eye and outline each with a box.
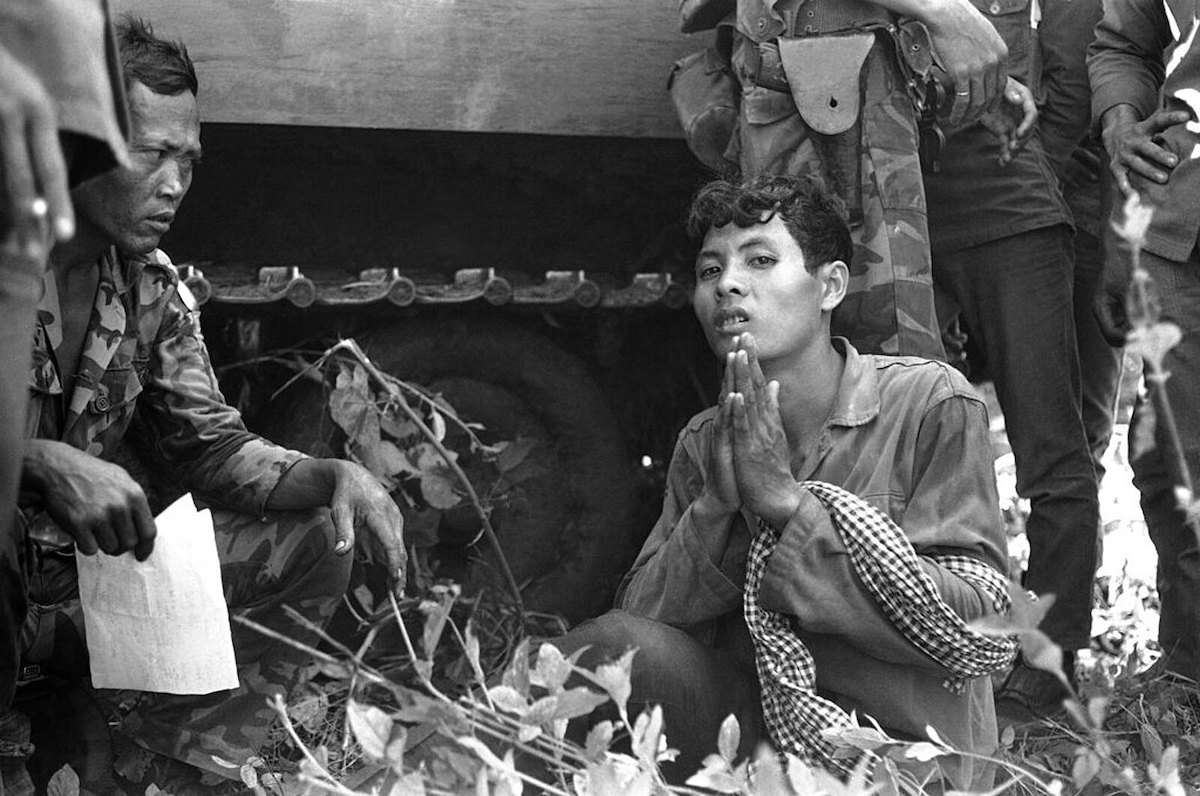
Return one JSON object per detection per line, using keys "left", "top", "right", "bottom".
{"left": 750, "top": 255, "right": 775, "bottom": 267}
{"left": 697, "top": 264, "right": 721, "bottom": 279}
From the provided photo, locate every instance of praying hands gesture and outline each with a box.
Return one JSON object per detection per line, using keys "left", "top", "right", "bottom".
{"left": 698, "top": 334, "right": 803, "bottom": 532}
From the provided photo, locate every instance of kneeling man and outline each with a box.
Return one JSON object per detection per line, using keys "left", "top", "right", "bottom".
{"left": 560, "top": 175, "right": 1014, "bottom": 790}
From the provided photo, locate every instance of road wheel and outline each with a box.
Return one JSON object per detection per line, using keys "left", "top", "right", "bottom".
{"left": 258, "top": 317, "right": 639, "bottom": 625}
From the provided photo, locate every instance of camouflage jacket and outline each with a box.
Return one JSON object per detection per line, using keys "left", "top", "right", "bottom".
{"left": 26, "top": 248, "right": 306, "bottom": 524}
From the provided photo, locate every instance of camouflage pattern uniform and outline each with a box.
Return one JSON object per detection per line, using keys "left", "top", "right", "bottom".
{"left": 4, "top": 248, "right": 351, "bottom": 780}
{"left": 727, "top": 0, "right": 945, "bottom": 359}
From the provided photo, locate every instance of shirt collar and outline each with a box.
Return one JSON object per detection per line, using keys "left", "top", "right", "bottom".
{"left": 826, "top": 336, "right": 880, "bottom": 428}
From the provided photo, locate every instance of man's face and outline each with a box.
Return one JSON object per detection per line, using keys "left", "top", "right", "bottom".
{"left": 73, "top": 81, "right": 201, "bottom": 255}
{"left": 693, "top": 215, "right": 836, "bottom": 365}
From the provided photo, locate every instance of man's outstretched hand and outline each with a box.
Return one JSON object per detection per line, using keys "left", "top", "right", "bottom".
{"left": 22, "top": 439, "right": 156, "bottom": 560}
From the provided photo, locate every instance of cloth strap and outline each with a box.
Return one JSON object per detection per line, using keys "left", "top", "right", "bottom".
{"left": 743, "top": 481, "right": 1018, "bottom": 774}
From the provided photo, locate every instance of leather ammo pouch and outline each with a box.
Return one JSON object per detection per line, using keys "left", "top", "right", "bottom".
{"left": 769, "top": 32, "right": 874, "bottom": 222}
{"left": 669, "top": 46, "right": 739, "bottom": 174}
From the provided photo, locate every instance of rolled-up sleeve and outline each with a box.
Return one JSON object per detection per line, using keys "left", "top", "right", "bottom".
{"left": 757, "top": 394, "right": 1007, "bottom": 673}
{"left": 616, "top": 418, "right": 747, "bottom": 626}
{"left": 1088, "top": 0, "right": 1170, "bottom": 125}
{"left": 128, "top": 292, "right": 307, "bottom": 516}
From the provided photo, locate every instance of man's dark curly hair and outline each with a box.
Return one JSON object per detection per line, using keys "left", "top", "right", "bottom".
{"left": 686, "top": 175, "right": 853, "bottom": 272}
{"left": 117, "top": 15, "right": 198, "bottom": 97}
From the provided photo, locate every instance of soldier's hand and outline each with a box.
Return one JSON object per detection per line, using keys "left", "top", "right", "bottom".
{"left": 979, "top": 77, "right": 1036, "bottom": 166}
{"left": 1101, "top": 104, "right": 1192, "bottom": 195}
{"left": 0, "top": 42, "right": 73, "bottom": 242}
{"left": 327, "top": 460, "right": 408, "bottom": 595}
{"left": 22, "top": 440, "right": 156, "bottom": 560}
{"left": 924, "top": 0, "right": 1008, "bottom": 128}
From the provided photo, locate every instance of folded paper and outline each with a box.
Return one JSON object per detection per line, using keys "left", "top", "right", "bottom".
{"left": 76, "top": 493, "right": 238, "bottom": 694}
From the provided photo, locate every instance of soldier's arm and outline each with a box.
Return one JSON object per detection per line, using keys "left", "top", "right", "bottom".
{"left": 876, "top": 0, "right": 1008, "bottom": 127}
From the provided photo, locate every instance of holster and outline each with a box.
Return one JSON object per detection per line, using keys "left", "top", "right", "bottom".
{"left": 751, "top": 32, "right": 873, "bottom": 221}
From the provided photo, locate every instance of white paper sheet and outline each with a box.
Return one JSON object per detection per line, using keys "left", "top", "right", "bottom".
{"left": 76, "top": 493, "right": 239, "bottom": 694}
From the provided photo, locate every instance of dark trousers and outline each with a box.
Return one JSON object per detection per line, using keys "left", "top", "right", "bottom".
{"left": 1074, "top": 225, "right": 1124, "bottom": 473}
{"left": 1129, "top": 245, "right": 1200, "bottom": 680}
{"left": 934, "top": 224, "right": 1100, "bottom": 650}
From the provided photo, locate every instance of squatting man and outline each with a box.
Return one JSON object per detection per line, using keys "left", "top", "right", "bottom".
{"left": 553, "top": 174, "right": 1017, "bottom": 791}
{"left": 0, "top": 18, "right": 405, "bottom": 793}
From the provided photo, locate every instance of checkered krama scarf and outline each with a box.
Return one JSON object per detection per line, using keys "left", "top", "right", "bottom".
{"left": 744, "top": 481, "right": 1018, "bottom": 774}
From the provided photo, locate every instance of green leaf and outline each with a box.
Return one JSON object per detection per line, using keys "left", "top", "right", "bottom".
{"left": 420, "top": 469, "right": 461, "bottom": 509}
{"left": 588, "top": 648, "right": 637, "bottom": 720}
{"left": 1072, "top": 749, "right": 1101, "bottom": 790}
{"left": 550, "top": 687, "right": 609, "bottom": 721}
{"left": 717, "top": 713, "right": 740, "bottom": 763}
{"left": 631, "top": 705, "right": 666, "bottom": 765}
{"left": 347, "top": 699, "right": 394, "bottom": 760}
{"left": 1142, "top": 723, "right": 1165, "bottom": 765}
{"left": 488, "top": 685, "right": 529, "bottom": 715}
{"left": 1151, "top": 746, "right": 1185, "bottom": 796}
{"left": 1127, "top": 321, "right": 1182, "bottom": 371}
{"left": 380, "top": 408, "right": 420, "bottom": 441}
{"left": 429, "top": 409, "right": 447, "bottom": 442}
{"left": 387, "top": 772, "right": 427, "bottom": 796}
{"left": 47, "top": 765, "right": 80, "bottom": 796}
{"left": 584, "top": 721, "right": 615, "bottom": 761}
{"left": 497, "top": 437, "right": 539, "bottom": 474}
{"left": 530, "top": 643, "right": 572, "bottom": 693}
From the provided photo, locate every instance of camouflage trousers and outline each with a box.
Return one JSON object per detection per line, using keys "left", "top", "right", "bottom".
{"left": 729, "top": 33, "right": 945, "bottom": 360}
{"left": 2, "top": 506, "right": 351, "bottom": 781}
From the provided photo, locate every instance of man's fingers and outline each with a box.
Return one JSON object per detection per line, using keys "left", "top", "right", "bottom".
{"left": 1145, "top": 109, "right": 1193, "bottom": 134}
{"left": 1124, "top": 151, "right": 1172, "bottom": 184}
{"left": 111, "top": 507, "right": 138, "bottom": 556}
{"left": 0, "top": 116, "right": 38, "bottom": 235}
{"left": 94, "top": 513, "right": 120, "bottom": 555}
{"left": 331, "top": 505, "right": 355, "bottom": 556}
{"left": 132, "top": 500, "right": 157, "bottom": 562}
{"left": 28, "top": 110, "right": 72, "bottom": 240}
{"left": 767, "top": 380, "right": 781, "bottom": 417}
{"left": 367, "top": 507, "right": 407, "bottom": 593}
{"left": 73, "top": 527, "right": 100, "bottom": 556}
{"left": 741, "top": 333, "right": 767, "bottom": 391}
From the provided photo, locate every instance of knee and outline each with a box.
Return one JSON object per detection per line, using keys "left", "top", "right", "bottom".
{"left": 551, "top": 610, "right": 681, "bottom": 671}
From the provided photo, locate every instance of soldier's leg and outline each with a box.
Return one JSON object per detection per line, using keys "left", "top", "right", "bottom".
{"left": 851, "top": 42, "right": 943, "bottom": 360}
{"left": 1129, "top": 248, "right": 1200, "bottom": 681}
{"left": 120, "top": 507, "right": 352, "bottom": 779}
{"left": 936, "top": 226, "right": 1100, "bottom": 652}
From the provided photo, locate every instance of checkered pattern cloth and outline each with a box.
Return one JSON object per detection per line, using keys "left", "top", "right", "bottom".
{"left": 743, "top": 481, "right": 1018, "bottom": 774}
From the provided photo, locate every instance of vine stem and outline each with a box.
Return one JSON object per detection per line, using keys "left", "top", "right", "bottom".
{"left": 330, "top": 339, "right": 526, "bottom": 619}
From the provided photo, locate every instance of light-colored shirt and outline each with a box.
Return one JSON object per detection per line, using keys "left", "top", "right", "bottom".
{"left": 617, "top": 338, "right": 1005, "bottom": 787}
